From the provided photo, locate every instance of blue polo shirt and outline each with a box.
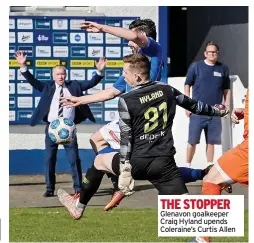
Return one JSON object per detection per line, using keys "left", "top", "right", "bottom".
{"left": 185, "top": 60, "right": 230, "bottom": 105}
{"left": 113, "top": 37, "right": 163, "bottom": 93}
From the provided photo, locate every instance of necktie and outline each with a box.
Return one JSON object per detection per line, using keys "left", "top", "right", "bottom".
{"left": 58, "top": 86, "right": 63, "bottom": 117}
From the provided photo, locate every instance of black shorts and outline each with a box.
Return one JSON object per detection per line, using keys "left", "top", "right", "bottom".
{"left": 112, "top": 154, "right": 188, "bottom": 195}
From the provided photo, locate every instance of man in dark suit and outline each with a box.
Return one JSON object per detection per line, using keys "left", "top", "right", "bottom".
{"left": 14, "top": 51, "right": 105, "bottom": 197}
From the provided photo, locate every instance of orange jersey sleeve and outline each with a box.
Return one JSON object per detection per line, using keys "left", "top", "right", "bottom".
{"left": 243, "top": 89, "right": 249, "bottom": 140}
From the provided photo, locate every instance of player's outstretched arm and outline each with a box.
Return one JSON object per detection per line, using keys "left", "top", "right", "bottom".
{"left": 60, "top": 87, "right": 122, "bottom": 107}
{"left": 171, "top": 86, "right": 229, "bottom": 117}
{"left": 81, "top": 21, "right": 148, "bottom": 47}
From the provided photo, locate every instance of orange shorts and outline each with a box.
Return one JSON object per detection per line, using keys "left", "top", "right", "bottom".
{"left": 216, "top": 139, "right": 248, "bottom": 186}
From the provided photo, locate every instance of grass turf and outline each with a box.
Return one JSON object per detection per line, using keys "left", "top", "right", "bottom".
{"left": 10, "top": 208, "right": 248, "bottom": 242}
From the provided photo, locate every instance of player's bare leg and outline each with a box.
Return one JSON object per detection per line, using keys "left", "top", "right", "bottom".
{"left": 90, "top": 131, "right": 119, "bottom": 191}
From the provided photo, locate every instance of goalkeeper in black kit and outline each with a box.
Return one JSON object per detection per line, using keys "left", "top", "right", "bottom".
{"left": 57, "top": 54, "right": 229, "bottom": 220}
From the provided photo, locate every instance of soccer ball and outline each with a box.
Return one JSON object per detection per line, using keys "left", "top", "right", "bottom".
{"left": 48, "top": 117, "right": 76, "bottom": 144}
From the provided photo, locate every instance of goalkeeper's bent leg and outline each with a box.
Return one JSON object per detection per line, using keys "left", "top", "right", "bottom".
{"left": 79, "top": 165, "right": 105, "bottom": 205}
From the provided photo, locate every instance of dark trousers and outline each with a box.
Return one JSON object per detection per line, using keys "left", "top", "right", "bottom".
{"left": 45, "top": 124, "right": 82, "bottom": 193}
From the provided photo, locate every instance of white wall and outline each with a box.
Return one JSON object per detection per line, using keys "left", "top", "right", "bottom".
{"left": 169, "top": 76, "right": 246, "bottom": 169}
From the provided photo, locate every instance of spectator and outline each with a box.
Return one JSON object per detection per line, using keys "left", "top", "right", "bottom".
{"left": 184, "top": 41, "right": 230, "bottom": 167}
{"left": 14, "top": 51, "right": 105, "bottom": 197}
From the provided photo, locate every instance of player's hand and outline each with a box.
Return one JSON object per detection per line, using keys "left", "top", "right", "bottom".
{"left": 80, "top": 21, "right": 103, "bottom": 32}
{"left": 14, "top": 51, "right": 27, "bottom": 67}
{"left": 60, "top": 96, "right": 85, "bottom": 107}
{"left": 185, "top": 110, "right": 191, "bottom": 117}
{"left": 118, "top": 162, "right": 135, "bottom": 196}
{"left": 95, "top": 57, "right": 107, "bottom": 72}
{"left": 231, "top": 108, "right": 244, "bottom": 124}
{"left": 214, "top": 104, "right": 229, "bottom": 118}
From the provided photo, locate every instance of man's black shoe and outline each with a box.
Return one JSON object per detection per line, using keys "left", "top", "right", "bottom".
{"left": 43, "top": 191, "right": 54, "bottom": 197}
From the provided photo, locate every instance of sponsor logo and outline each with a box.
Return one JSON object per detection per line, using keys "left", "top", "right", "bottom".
{"left": 17, "top": 69, "right": 33, "bottom": 80}
{"left": 9, "top": 83, "right": 15, "bottom": 94}
{"left": 17, "top": 19, "right": 33, "bottom": 29}
{"left": 106, "top": 60, "right": 124, "bottom": 68}
{"left": 88, "top": 46, "right": 103, "bottom": 58}
{"left": 70, "top": 60, "right": 94, "bottom": 68}
{"left": 9, "top": 60, "right": 32, "bottom": 67}
{"left": 17, "top": 97, "right": 33, "bottom": 108}
{"left": 18, "top": 46, "right": 33, "bottom": 57}
{"left": 9, "top": 111, "right": 16, "bottom": 121}
{"left": 52, "top": 19, "right": 68, "bottom": 30}
{"left": 140, "top": 131, "right": 165, "bottom": 143}
{"left": 53, "top": 32, "right": 68, "bottom": 44}
{"left": 87, "top": 33, "right": 103, "bottom": 44}
{"left": 18, "top": 32, "right": 33, "bottom": 43}
{"left": 17, "top": 83, "right": 33, "bottom": 94}
{"left": 9, "top": 69, "right": 15, "bottom": 80}
{"left": 17, "top": 110, "right": 33, "bottom": 120}
{"left": 35, "top": 69, "right": 51, "bottom": 80}
{"left": 89, "top": 103, "right": 103, "bottom": 109}
{"left": 35, "top": 19, "right": 50, "bottom": 29}
{"left": 104, "top": 110, "right": 119, "bottom": 122}
{"left": 105, "top": 20, "right": 121, "bottom": 27}
{"left": 9, "top": 19, "right": 15, "bottom": 29}
{"left": 9, "top": 32, "right": 15, "bottom": 43}
{"left": 123, "top": 46, "right": 132, "bottom": 57}
{"left": 9, "top": 97, "right": 16, "bottom": 108}
{"left": 9, "top": 46, "right": 15, "bottom": 57}
{"left": 92, "top": 111, "right": 103, "bottom": 120}
{"left": 36, "top": 46, "right": 51, "bottom": 57}
{"left": 105, "top": 70, "right": 121, "bottom": 81}
{"left": 106, "top": 47, "right": 121, "bottom": 58}
{"left": 53, "top": 46, "right": 68, "bottom": 57}
{"left": 122, "top": 19, "right": 136, "bottom": 29}
{"left": 34, "top": 31, "right": 51, "bottom": 44}
{"left": 105, "top": 97, "right": 119, "bottom": 108}
{"left": 36, "top": 60, "right": 61, "bottom": 67}
{"left": 70, "top": 33, "right": 85, "bottom": 44}
{"left": 71, "top": 46, "right": 86, "bottom": 57}
{"left": 37, "top": 34, "right": 49, "bottom": 41}
{"left": 105, "top": 34, "right": 121, "bottom": 44}
{"left": 35, "top": 97, "right": 41, "bottom": 107}
{"left": 70, "top": 19, "right": 82, "bottom": 29}
{"left": 70, "top": 69, "right": 85, "bottom": 80}
{"left": 87, "top": 84, "right": 103, "bottom": 94}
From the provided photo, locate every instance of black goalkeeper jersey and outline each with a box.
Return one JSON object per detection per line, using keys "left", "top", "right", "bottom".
{"left": 118, "top": 81, "right": 223, "bottom": 163}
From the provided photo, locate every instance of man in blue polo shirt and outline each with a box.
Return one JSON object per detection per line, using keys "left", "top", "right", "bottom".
{"left": 184, "top": 41, "right": 231, "bottom": 168}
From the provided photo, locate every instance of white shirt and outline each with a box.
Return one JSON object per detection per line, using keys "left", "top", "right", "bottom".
{"left": 48, "top": 83, "right": 75, "bottom": 122}
{"left": 20, "top": 66, "right": 75, "bottom": 122}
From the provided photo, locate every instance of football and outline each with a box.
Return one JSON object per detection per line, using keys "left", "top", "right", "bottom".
{"left": 48, "top": 117, "right": 76, "bottom": 144}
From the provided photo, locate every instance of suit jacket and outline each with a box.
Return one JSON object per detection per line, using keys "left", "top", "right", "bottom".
{"left": 21, "top": 70, "right": 103, "bottom": 126}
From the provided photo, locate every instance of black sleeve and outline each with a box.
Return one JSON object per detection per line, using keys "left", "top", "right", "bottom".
{"left": 223, "top": 66, "right": 231, "bottom": 90}
{"left": 170, "top": 86, "right": 222, "bottom": 116}
{"left": 21, "top": 70, "right": 45, "bottom": 92}
{"left": 118, "top": 97, "right": 132, "bottom": 163}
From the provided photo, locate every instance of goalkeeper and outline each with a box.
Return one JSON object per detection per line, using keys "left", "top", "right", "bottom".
{"left": 57, "top": 54, "right": 229, "bottom": 220}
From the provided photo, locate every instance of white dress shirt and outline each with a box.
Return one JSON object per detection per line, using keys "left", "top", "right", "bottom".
{"left": 20, "top": 66, "right": 75, "bottom": 122}
{"left": 48, "top": 83, "right": 75, "bottom": 122}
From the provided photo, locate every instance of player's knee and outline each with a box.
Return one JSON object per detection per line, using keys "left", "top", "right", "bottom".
{"left": 203, "top": 165, "right": 224, "bottom": 185}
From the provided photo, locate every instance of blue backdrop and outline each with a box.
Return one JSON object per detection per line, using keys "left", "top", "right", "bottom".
{"left": 9, "top": 16, "right": 139, "bottom": 125}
